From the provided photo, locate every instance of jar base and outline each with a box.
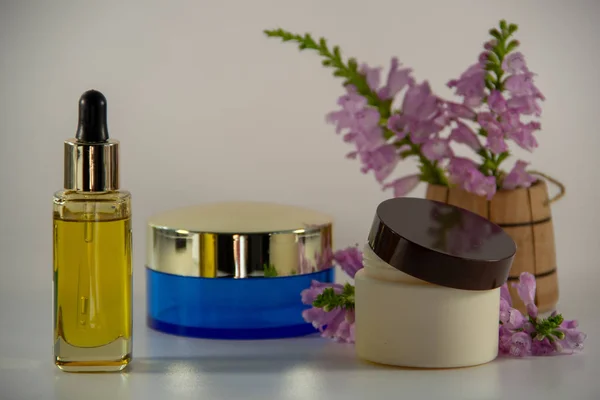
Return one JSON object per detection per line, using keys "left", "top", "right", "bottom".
{"left": 356, "top": 353, "right": 497, "bottom": 370}
{"left": 55, "top": 357, "right": 131, "bottom": 372}
{"left": 354, "top": 269, "right": 500, "bottom": 369}
{"left": 146, "top": 266, "right": 335, "bottom": 340}
{"left": 147, "top": 316, "right": 318, "bottom": 340}
{"left": 54, "top": 337, "right": 131, "bottom": 373}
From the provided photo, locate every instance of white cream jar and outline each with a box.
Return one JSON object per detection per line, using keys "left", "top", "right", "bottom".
{"left": 355, "top": 197, "right": 516, "bottom": 368}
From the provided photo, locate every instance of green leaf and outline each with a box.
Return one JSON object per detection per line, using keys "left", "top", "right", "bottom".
{"left": 506, "top": 40, "right": 520, "bottom": 53}
{"left": 312, "top": 283, "right": 355, "bottom": 311}
{"left": 333, "top": 46, "right": 341, "bottom": 59}
{"left": 400, "top": 149, "right": 415, "bottom": 158}
{"left": 487, "top": 51, "right": 500, "bottom": 65}
{"left": 552, "top": 330, "right": 566, "bottom": 340}
{"left": 489, "top": 28, "right": 502, "bottom": 40}
{"left": 496, "top": 152, "right": 510, "bottom": 166}
{"left": 508, "top": 23, "right": 518, "bottom": 34}
{"left": 348, "top": 60, "right": 358, "bottom": 72}
{"left": 499, "top": 20, "right": 508, "bottom": 31}
{"left": 263, "top": 263, "right": 278, "bottom": 277}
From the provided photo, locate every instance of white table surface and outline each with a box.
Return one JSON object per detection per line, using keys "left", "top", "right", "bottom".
{"left": 1, "top": 284, "right": 598, "bottom": 400}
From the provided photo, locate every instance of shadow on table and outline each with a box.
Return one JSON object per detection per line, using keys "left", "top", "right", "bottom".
{"left": 129, "top": 339, "right": 380, "bottom": 373}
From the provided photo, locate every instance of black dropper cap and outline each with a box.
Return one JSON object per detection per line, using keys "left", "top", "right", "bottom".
{"left": 76, "top": 89, "right": 109, "bottom": 143}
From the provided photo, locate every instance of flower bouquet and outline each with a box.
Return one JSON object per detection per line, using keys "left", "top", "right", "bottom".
{"left": 264, "top": 20, "right": 583, "bottom": 356}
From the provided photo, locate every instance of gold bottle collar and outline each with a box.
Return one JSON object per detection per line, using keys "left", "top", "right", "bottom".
{"left": 64, "top": 139, "right": 119, "bottom": 192}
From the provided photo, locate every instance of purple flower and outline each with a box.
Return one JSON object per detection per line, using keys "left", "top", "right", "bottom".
{"left": 484, "top": 39, "right": 497, "bottom": 51}
{"left": 343, "top": 126, "right": 385, "bottom": 153}
{"left": 327, "top": 89, "right": 403, "bottom": 182}
{"left": 467, "top": 174, "right": 497, "bottom": 200}
{"left": 395, "top": 82, "right": 446, "bottom": 143}
{"left": 478, "top": 51, "right": 490, "bottom": 64}
{"left": 382, "top": 174, "right": 421, "bottom": 197}
{"left": 507, "top": 95, "right": 541, "bottom": 116}
{"left": 377, "top": 57, "right": 414, "bottom": 100}
{"left": 477, "top": 112, "right": 507, "bottom": 154}
{"left": 531, "top": 338, "right": 556, "bottom": 356}
{"left": 322, "top": 309, "right": 355, "bottom": 343}
{"left": 422, "top": 137, "right": 454, "bottom": 161}
{"left": 512, "top": 272, "right": 538, "bottom": 319}
{"left": 502, "top": 160, "right": 536, "bottom": 190}
{"left": 509, "top": 122, "right": 539, "bottom": 152}
{"left": 504, "top": 72, "right": 543, "bottom": 99}
{"left": 326, "top": 90, "right": 369, "bottom": 134}
{"left": 498, "top": 111, "right": 539, "bottom": 152}
{"left": 486, "top": 129, "right": 509, "bottom": 154}
{"left": 556, "top": 320, "right": 587, "bottom": 353}
{"left": 353, "top": 108, "right": 380, "bottom": 131}
{"left": 509, "top": 331, "right": 533, "bottom": 357}
{"left": 498, "top": 325, "right": 514, "bottom": 355}
{"left": 357, "top": 144, "right": 399, "bottom": 183}
{"left": 500, "top": 283, "right": 512, "bottom": 306}
{"left": 502, "top": 52, "right": 528, "bottom": 74}
{"left": 359, "top": 64, "right": 382, "bottom": 92}
{"left": 333, "top": 246, "right": 363, "bottom": 278}
{"left": 301, "top": 281, "right": 355, "bottom": 343}
{"left": 477, "top": 112, "right": 502, "bottom": 135}
{"left": 499, "top": 108, "right": 521, "bottom": 131}
{"left": 499, "top": 273, "right": 586, "bottom": 357}
{"left": 447, "top": 157, "right": 497, "bottom": 200}
{"left": 339, "top": 108, "right": 385, "bottom": 152}
{"left": 504, "top": 308, "right": 527, "bottom": 330}
{"left": 488, "top": 90, "right": 507, "bottom": 114}
{"left": 500, "top": 54, "right": 544, "bottom": 121}
{"left": 447, "top": 156, "right": 477, "bottom": 176}
{"left": 446, "top": 102, "right": 476, "bottom": 120}
{"left": 386, "top": 114, "right": 408, "bottom": 140}
{"left": 449, "top": 122, "right": 481, "bottom": 151}
{"left": 447, "top": 63, "right": 487, "bottom": 107}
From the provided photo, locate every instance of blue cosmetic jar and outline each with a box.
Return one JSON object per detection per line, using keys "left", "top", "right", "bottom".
{"left": 145, "top": 201, "right": 335, "bottom": 340}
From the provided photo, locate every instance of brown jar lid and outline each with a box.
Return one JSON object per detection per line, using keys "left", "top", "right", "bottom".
{"left": 367, "top": 197, "right": 516, "bottom": 291}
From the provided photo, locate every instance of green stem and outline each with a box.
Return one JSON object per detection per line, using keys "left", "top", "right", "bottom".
{"left": 483, "top": 21, "right": 519, "bottom": 185}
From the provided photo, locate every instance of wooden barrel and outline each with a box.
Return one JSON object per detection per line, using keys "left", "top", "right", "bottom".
{"left": 425, "top": 179, "right": 559, "bottom": 314}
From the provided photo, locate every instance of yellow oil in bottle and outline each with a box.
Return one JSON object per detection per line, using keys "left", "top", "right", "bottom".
{"left": 53, "top": 214, "right": 132, "bottom": 372}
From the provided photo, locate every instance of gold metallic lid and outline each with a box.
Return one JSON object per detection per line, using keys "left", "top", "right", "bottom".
{"left": 146, "top": 201, "right": 334, "bottom": 278}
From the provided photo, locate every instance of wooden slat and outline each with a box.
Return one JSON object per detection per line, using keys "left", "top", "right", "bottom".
{"left": 447, "top": 187, "right": 488, "bottom": 218}
{"left": 529, "top": 180, "right": 552, "bottom": 221}
{"left": 535, "top": 272, "right": 559, "bottom": 313}
{"left": 489, "top": 187, "right": 531, "bottom": 224}
{"left": 502, "top": 226, "right": 535, "bottom": 277}
{"left": 533, "top": 220, "right": 557, "bottom": 275}
{"left": 425, "top": 184, "right": 448, "bottom": 203}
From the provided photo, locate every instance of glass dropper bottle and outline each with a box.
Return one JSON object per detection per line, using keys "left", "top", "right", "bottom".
{"left": 53, "top": 90, "right": 133, "bottom": 372}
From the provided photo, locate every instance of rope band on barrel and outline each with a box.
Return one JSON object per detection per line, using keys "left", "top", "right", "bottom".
{"left": 497, "top": 216, "right": 552, "bottom": 228}
{"left": 507, "top": 268, "right": 556, "bottom": 281}
{"left": 528, "top": 170, "right": 566, "bottom": 205}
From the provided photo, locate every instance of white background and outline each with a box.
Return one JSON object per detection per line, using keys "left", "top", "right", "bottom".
{"left": 1, "top": 1, "right": 599, "bottom": 399}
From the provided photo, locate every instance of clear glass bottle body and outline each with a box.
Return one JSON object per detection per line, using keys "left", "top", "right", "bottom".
{"left": 53, "top": 190, "right": 132, "bottom": 372}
